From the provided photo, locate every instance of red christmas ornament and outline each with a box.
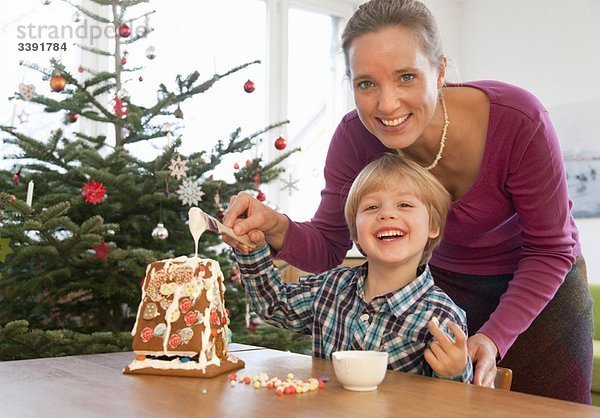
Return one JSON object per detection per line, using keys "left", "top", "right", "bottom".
{"left": 113, "top": 96, "right": 127, "bottom": 118}
{"left": 256, "top": 190, "right": 266, "bottom": 202}
{"left": 77, "top": 66, "right": 84, "bottom": 73}
{"left": 243, "top": 79, "right": 255, "bottom": 93}
{"left": 81, "top": 180, "right": 106, "bottom": 204}
{"left": 12, "top": 168, "right": 21, "bottom": 185}
{"left": 138, "top": 76, "right": 144, "bottom": 82}
{"left": 50, "top": 74, "right": 67, "bottom": 92}
{"left": 118, "top": 23, "right": 131, "bottom": 38}
{"left": 65, "top": 112, "right": 78, "bottom": 124}
{"left": 92, "top": 239, "right": 111, "bottom": 261}
{"left": 245, "top": 159, "right": 251, "bottom": 166}
{"left": 274, "top": 136, "right": 287, "bottom": 150}
{"left": 233, "top": 162, "right": 240, "bottom": 170}
{"left": 121, "top": 57, "right": 127, "bottom": 65}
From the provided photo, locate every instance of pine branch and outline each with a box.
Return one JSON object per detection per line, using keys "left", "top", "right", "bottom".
{"left": 76, "top": 43, "right": 112, "bottom": 56}
{"left": 60, "top": 0, "right": 111, "bottom": 23}
{"left": 143, "top": 61, "right": 261, "bottom": 119}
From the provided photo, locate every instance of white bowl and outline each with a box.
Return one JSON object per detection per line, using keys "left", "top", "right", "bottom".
{"left": 332, "top": 350, "right": 389, "bottom": 391}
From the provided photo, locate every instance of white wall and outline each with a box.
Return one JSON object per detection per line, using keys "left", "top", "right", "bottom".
{"left": 425, "top": 0, "right": 600, "bottom": 282}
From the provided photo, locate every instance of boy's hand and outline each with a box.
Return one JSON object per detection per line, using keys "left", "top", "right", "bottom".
{"left": 424, "top": 318, "right": 468, "bottom": 378}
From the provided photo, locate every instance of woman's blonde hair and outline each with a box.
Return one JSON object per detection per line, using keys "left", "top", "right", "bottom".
{"left": 344, "top": 153, "right": 451, "bottom": 265}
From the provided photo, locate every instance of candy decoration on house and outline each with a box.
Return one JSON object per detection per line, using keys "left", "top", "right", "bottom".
{"left": 243, "top": 79, "right": 255, "bottom": 93}
{"left": 81, "top": 180, "right": 106, "bottom": 204}
{"left": 50, "top": 74, "right": 67, "bottom": 92}
{"left": 12, "top": 167, "right": 21, "bottom": 185}
{"left": 151, "top": 223, "right": 169, "bottom": 241}
{"left": 92, "top": 239, "right": 111, "bottom": 261}
{"left": 176, "top": 178, "right": 205, "bottom": 206}
{"left": 168, "top": 155, "right": 189, "bottom": 180}
{"left": 18, "top": 83, "right": 36, "bottom": 100}
{"left": 118, "top": 22, "right": 131, "bottom": 38}
{"left": 0, "top": 237, "right": 14, "bottom": 263}
{"left": 274, "top": 136, "right": 287, "bottom": 150}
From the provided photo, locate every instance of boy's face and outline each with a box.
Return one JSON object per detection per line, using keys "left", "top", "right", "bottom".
{"left": 355, "top": 186, "right": 439, "bottom": 269}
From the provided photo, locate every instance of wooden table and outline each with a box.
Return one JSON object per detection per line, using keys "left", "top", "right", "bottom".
{"left": 1, "top": 344, "right": 599, "bottom": 417}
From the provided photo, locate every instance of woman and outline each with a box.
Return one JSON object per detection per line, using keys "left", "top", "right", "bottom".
{"left": 223, "top": 0, "right": 592, "bottom": 403}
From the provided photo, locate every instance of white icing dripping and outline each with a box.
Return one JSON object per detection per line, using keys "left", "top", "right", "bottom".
{"left": 188, "top": 207, "right": 207, "bottom": 258}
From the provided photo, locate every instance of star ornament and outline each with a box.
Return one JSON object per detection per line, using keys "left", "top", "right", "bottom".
{"left": 92, "top": 240, "right": 111, "bottom": 261}
{"left": 0, "top": 237, "right": 14, "bottom": 263}
{"left": 168, "top": 156, "right": 189, "bottom": 180}
{"left": 176, "top": 178, "right": 205, "bottom": 206}
{"left": 17, "top": 110, "right": 30, "bottom": 124}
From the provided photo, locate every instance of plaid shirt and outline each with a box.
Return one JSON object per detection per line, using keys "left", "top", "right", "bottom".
{"left": 236, "top": 245, "right": 472, "bottom": 383}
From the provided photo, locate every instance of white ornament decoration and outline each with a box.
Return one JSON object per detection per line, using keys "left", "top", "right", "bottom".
{"left": 145, "top": 45, "right": 157, "bottom": 60}
{"left": 18, "top": 83, "right": 36, "bottom": 100}
{"left": 280, "top": 174, "right": 299, "bottom": 196}
{"left": 151, "top": 223, "right": 169, "bottom": 240}
{"left": 168, "top": 155, "right": 189, "bottom": 180}
{"left": 176, "top": 178, "right": 205, "bottom": 206}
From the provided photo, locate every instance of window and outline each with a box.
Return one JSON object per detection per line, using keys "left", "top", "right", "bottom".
{"left": 1, "top": 0, "right": 360, "bottom": 223}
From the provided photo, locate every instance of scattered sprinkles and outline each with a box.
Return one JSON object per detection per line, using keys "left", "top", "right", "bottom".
{"left": 227, "top": 372, "right": 327, "bottom": 396}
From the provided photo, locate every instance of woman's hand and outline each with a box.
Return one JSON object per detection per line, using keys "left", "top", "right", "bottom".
{"left": 222, "top": 192, "right": 289, "bottom": 253}
{"left": 467, "top": 333, "right": 498, "bottom": 387}
{"left": 424, "top": 319, "right": 468, "bottom": 377}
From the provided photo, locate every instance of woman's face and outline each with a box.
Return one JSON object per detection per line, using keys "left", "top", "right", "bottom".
{"left": 347, "top": 26, "right": 445, "bottom": 150}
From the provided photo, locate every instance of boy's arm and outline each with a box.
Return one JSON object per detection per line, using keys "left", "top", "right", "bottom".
{"left": 234, "top": 244, "right": 322, "bottom": 335}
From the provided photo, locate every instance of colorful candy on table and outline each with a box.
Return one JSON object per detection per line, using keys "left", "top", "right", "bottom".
{"left": 228, "top": 372, "right": 328, "bottom": 396}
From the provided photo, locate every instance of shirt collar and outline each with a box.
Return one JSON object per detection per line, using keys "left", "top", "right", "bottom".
{"left": 386, "top": 265, "right": 434, "bottom": 317}
{"left": 353, "top": 264, "right": 434, "bottom": 317}
{"left": 344, "top": 263, "right": 434, "bottom": 317}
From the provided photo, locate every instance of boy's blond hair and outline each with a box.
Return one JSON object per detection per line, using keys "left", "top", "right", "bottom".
{"left": 344, "top": 153, "right": 451, "bottom": 265}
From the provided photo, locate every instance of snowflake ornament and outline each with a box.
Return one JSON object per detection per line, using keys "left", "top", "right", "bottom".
{"left": 176, "top": 178, "right": 205, "bottom": 206}
{"left": 168, "top": 155, "right": 189, "bottom": 180}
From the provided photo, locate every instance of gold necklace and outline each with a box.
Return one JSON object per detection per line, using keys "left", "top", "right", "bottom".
{"left": 424, "top": 93, "right": 449, "bottom": 170}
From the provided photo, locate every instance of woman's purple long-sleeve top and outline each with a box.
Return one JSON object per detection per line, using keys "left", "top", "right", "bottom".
{"left": 274, "top": 80, "right": 581, "bottom": 359}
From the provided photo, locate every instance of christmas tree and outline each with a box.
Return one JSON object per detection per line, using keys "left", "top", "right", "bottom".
{"left": 0, "top": 0, "right": 310, "bottom": 358}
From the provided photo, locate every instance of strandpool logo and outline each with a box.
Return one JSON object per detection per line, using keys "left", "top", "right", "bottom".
{"left": 16, "top": 19, "right": 149, "bottom": 45}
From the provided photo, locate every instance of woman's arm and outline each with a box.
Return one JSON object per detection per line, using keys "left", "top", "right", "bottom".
{"left": 479, "top": 109, "right": 576, "bottom": 359}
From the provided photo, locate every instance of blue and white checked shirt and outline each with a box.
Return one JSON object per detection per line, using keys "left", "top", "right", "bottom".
{"left": 236, "top": 245, "right": 473, "bottom": 383}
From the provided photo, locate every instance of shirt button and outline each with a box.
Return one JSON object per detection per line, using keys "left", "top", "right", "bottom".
{"left": 360, "top": 313, "right": 370, "bottom": 321}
